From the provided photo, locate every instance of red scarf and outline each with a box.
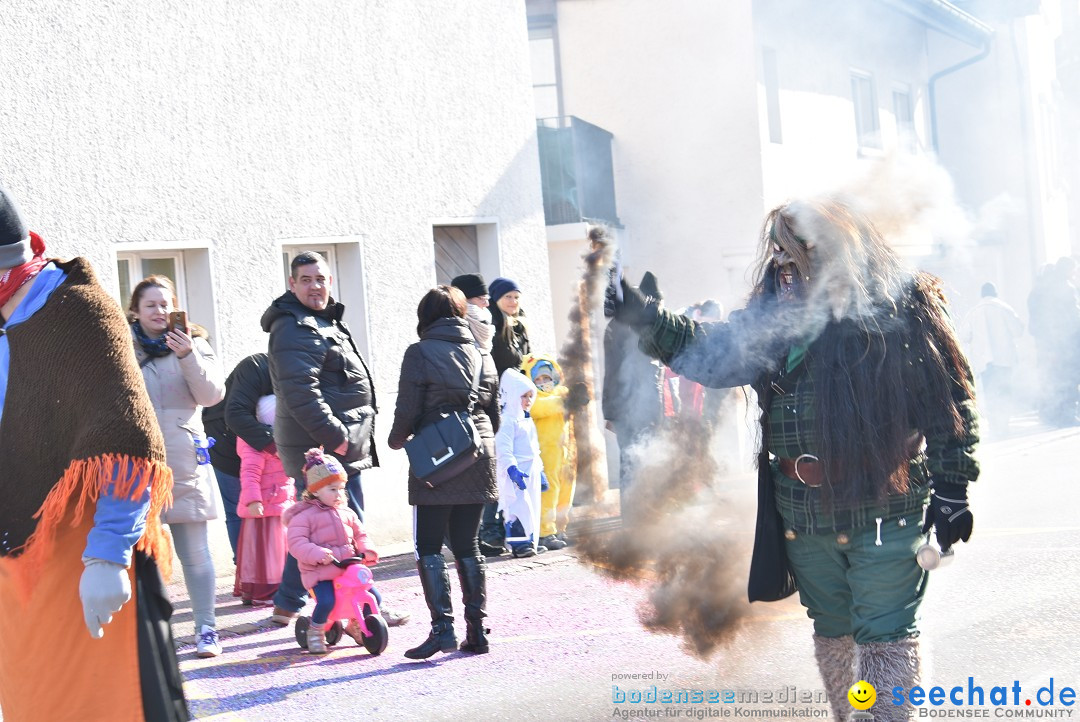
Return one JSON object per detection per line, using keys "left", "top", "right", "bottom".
{"left": 0, "top": 231, "right": 48, "bottom": 309}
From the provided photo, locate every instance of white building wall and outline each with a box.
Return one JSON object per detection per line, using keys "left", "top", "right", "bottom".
{"left": 755, "top": 0, "right": 934, "bottom": 205}
{"left": 933, "top": 2, "right": 1073, "bottom": 316}
{"left": 0, "top": 0, "right": 551, "bottom": 548}
{"left": 552, "top": 0, "right": 763, "bottom": 314}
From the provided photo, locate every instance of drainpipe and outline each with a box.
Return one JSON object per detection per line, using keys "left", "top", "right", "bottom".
{"left": 928, "top": 37, "right": 992, "bottom": 153}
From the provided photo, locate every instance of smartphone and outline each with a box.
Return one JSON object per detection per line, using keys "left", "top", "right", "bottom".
{"left": 168, "top": 310, "right": 188, "bottom": 335}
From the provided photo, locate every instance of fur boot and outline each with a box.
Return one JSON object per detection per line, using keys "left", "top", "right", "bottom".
{"left": 306, "top": 621, "right": 329, "bottom": 655}
{"left": 856, "top": 637, "right": 921, "bottom": 721}
{"left": 814, "top": 634, "right": 855, "bottom": 722}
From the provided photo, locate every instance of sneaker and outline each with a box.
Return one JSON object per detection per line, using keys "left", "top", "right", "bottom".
{"left": 381, "top": 607, "right": 411, "bottom": 627}
{"left": 535, "top": 545, "right": 548, "bottom": 554}
{"left": 196, "top": 626, "right": 221, "bottom": 658}
{"left": 511, "top": 544, "right": 536, "bottom": 559}
{"left": 478, "top": 541, "right": 506, "bottom": 557}
{"left": 556, "top": 531, "right": 572, "bottom": 546}
{"left": 539, "top": 534, "right": 567, "bottom": 551}
{"left": 270, "top": 606, "right": 298, "bottom": 626}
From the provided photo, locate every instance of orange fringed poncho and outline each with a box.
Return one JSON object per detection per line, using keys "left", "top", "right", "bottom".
{"left": 0, "top": 257, "right": 173, "bottom": 600}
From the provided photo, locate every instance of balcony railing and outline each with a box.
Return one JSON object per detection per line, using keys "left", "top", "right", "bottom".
{"left": 536, "top": 116, "right": 621, "bottom": 227}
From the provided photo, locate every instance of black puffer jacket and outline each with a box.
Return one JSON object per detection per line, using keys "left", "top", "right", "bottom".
{"left": 261, "top": 291, "right": 378, "bottom": 482}
{"left": 202, "top": 352, "right": 274, "bottom": 477}
{"left": 387, "top": 317, "right": 499, "bottom": 505}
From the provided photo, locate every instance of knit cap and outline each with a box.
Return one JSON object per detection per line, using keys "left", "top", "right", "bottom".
{"left": 302, "top": 448, "right": 348, "bottom": 493}
{"left": 451, "top": 273, "right": 488, "bottom": 299}
{"left": 0, "top": 186, "right": 31, "bottom": 268}
{"left": 488, "top": 277, "right": 521, "bottom": 304}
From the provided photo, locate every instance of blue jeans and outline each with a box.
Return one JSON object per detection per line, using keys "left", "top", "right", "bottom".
{"left": 274, "top": 471, "right": 368, "bottom": 613}
{"left": 212, "top": 468, "right": 242, "bottom": 562}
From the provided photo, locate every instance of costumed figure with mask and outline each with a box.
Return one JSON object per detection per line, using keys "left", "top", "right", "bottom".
{"left": 610, "top": 198, "right": 979, "bottom": 722}
{"left": 0, "top": 186, "right": 188, "bottom": 720}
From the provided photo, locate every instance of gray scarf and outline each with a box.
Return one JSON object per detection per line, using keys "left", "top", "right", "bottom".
{"left": 465, "top": 303, "right": 493, "bottom": 351}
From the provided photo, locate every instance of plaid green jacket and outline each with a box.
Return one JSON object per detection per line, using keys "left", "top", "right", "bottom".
{"left": 637, "top": 302, "right": 980, "bottom": 533}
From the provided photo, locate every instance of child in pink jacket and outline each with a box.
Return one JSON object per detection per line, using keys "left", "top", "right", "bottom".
{"left": 284, "top": 448, "right": 379, "bottom": 654}
{"left": 234, "top": 395, "right": 295, "bottom": 605}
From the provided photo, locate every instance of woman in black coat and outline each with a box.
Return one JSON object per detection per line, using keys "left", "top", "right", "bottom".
{"left": 388, "top": 285, "right": 500, "bottom": 659}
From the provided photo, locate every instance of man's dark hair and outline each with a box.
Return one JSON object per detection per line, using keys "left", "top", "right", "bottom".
{"left": 416, "top": 285, "right": 466, "bottom": 336}
{"left": 290, "top": 251, "right": 329, "bottom": 279}
{"left": 981, "top": 282, "right": 998, "bottom": 298}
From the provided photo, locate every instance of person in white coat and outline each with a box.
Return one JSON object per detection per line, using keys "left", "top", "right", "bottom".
{"left": 495, "top": 369, "right": 547, "bottom": 558}
{"left": 961, "top": 282, "right": 1024, "bottom": 437}
{"left": 129, "top": 275, "right": 226, "bottom": 657}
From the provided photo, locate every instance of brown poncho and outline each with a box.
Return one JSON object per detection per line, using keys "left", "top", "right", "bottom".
{"left": 0, "top": 257, "right": 173, "bottom": 598}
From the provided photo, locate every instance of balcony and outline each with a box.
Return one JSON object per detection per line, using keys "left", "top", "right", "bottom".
{"left": 536, "top": 116, "right": 621, "bottom": 227}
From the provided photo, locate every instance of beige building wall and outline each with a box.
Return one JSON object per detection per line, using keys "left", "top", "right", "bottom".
{"left": 0, "top": 0, "right": 552, "bottom": 549}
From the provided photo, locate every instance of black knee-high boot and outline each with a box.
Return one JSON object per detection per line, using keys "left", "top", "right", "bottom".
{"left": 456, "top": 555, "right": 489, "bottom": 654}
{"left": 404, "top": 555, "right": 458, "bottom": 660}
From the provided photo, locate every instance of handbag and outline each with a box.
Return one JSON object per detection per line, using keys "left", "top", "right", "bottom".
{"left": 404, "top": 350, "right": 483, "bottom": 488}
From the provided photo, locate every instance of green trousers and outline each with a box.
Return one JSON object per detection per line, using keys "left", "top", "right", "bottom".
{"left": 784, "top": 510, "right": 928, "bottom": 643}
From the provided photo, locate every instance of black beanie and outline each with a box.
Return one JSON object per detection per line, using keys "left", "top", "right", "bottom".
{"left": 451, "top": 273, "right": 488, "bottom": 299}
{"left": 0, "top": 186, "right": 28, "bottom": 247}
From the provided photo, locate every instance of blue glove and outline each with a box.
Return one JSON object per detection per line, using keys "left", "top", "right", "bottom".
{"left": 541, "top": 471, "right": 550, "bottom": 492}
{"left": 507, "top": 465, "right": 528, "bottom": 490}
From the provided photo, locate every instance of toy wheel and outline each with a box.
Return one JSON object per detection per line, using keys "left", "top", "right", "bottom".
{"left": 362, "top": 613, "right": 388, "bottom": 655}
{"left": 325, "top": 620, "right": 343, "bottom": 646}
{"left": 295, "top": 616, "right": 310, "bottom": 649}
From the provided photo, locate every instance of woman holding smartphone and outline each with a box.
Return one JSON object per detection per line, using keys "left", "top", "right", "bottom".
{"left": 128, "top": 275, "right": 226, "bottom": 657}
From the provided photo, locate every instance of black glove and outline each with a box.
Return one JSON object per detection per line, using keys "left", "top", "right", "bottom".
{"left": 566, "top": 381, "right": 590, "bottom": 409}
{"left": 921, "top": 482, "right": 973, "bottom": 553}
{"left": 612, "top": 278, "right": 661, "bottom": 328}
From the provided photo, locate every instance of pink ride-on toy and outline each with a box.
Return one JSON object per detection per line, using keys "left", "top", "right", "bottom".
{"left": 294, "top": 556, "right": 389, "bottom": 655}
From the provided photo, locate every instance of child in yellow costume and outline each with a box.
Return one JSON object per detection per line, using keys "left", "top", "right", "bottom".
{"left": 520, "top": 354, "right": 589, "bottom": 550}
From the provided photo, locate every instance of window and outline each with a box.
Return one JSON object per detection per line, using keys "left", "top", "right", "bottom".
{"left": 282, "top": 245, "right": 339, "bottom": 292}
{"left": 763, "top": 47, "right": 783, "bottom": 144}
{"left": 851, "top": 71, "right": 881, "bottom": 150}
{"left": 893, "top": 85, "right": 915, "bottom": 150}
{"left": 116, "top": 251, "right": 187, "bottom": 311}
{"left": 280, "top": 239, "right": 370, "bottom": 359}
{"left": 431, "top": 220, "right": 500, "bottom": 290}
{"left": 115, "top": 245, "right": 217, "bottom": 348}
{"left": 433, "top": 226, "right": 479, "bottom": 284}
{"left": 529, "top": 25, "right": 561, "bottom": 120}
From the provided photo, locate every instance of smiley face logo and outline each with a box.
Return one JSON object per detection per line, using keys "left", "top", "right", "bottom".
{"left": 848, "top": 680, "right": 877, "bottom": 710}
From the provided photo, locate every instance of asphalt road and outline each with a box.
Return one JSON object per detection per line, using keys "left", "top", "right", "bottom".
{"left": 171, "top": 415, "right": 1080, "bottom": 721}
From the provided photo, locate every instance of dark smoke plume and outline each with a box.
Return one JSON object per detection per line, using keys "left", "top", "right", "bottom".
{"left": 556, "top": 225, "right": 753, "bottom": 658}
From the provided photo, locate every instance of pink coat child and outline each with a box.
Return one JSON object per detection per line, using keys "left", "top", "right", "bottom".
{"left": 283, "top": 450, "right": 374, "bottom": 591}
{"left": 233, "top": 394, "right": 295, "bottom": 605}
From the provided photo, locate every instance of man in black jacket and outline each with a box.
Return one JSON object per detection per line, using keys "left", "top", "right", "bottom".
{"left": 261, "top": 251, "right": 407, "bottom": 627}
{"left": 202, "top": 352, "right": 275, "bottom": 560}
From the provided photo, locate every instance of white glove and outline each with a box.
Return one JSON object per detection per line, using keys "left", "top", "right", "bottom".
{"left": 79, "top": 558, "right": 131, "bottom": 639}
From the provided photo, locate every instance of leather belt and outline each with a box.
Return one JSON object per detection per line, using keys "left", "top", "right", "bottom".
{"left": 778, "top": 454, "right": 823, "bottom": 487}
{"left": 777, "top": 434, "right": 925, "bottom": 489}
